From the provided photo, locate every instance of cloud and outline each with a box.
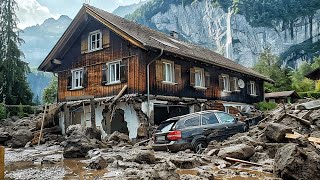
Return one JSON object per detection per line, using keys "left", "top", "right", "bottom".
{"left": 16, "top": 0, "right": 58, "bottom": 29}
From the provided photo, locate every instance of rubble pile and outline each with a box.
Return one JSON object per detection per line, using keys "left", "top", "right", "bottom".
{"left": 203, "top": 102, "right": 320, "bottom": 180}
{"left": 0, "top": 114, "right": 63, "bottom": 148}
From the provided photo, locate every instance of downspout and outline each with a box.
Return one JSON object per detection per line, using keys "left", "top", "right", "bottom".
{"left": 147, "top": 48, "right": 164, "bottom": 120}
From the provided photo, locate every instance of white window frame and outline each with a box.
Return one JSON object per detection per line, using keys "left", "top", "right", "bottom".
{"left": 233, "top": 77, "right": 240, "bottom": 92}
{"left": 250, "top": 81, "right": 257, "bottom": 96}
{"left": 194, "top": 68, "right": 205, "bottom": 88}
{"left": 107, "top": 60, "right": 121, "bottom": 85}
{"left": 71, "top": 68, "right": 84, "bottom": 90}
{"left": 88, "top": 30, "right": 102, "bottom": 52}
{"left": 222, "top": 74, "right": 230, "bottom": 92}
{"left": 163, "top": 61, "right": 175, "bottom": 83}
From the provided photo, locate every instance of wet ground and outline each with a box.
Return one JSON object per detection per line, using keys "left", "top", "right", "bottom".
{"left": 4, "top": 145, "right": 279, "bottom": 180}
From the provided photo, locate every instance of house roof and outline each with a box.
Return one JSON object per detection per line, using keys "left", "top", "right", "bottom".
{"left": 305, "top": 68, "right": 320, "bottom": 80}
{"left": 38, "top": 4, "right": 273, "bottom": 83}
{"left": 265, "top": 91, "right": 300, "bottom": 99}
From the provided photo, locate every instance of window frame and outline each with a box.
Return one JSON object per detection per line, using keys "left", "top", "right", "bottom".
{"left": 162, "top": 60, "right": 175, "bottom": 84}
{"left": 71, "top": 68, "right": 84, "bottom": 90}
{"left": 250, "top": 81, "right": 257, "bottom": 96}
{"left": 233, "top": 77, "right": 240, "bottom": 92}
{"left": 222, "top": 74, "right": 231, "bottom": 92}
{"left": 194, "top": 67, "right": 205, "bottom": 88}
{"left": 88, "top": 30, "right": 103, "bottom": 52}
{"left": 107, "top": 60, "right": 121, "bottom": 85}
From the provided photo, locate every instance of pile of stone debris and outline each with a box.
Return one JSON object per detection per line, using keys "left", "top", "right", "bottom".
{"left": 0, "top": 113, "right": 64, "bottom": 148}
{"left": 201, "top": 100, "right": 320, "bottom": 180}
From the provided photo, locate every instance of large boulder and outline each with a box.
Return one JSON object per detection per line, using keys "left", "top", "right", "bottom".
{"left": 218, "top": 144, "right": 255, "bottom": 160}
{"left": 63, "top": 125, "right": 101, "bottom": 158}
{"left": 134, "top": 150, "right": 156, "bottom": 164}
{"left": 274, "top": 143, "right": 320, "bottom": 180}
{"left": 87, "top": 156, "right": 108, "bottom": 170}
{"left": 107, "top": 131, "right": 130, "bottom": 143}
{"left": 10, "top": 129, "right": 33, "bottom": 148}
{"left": 264, "top": 123, "right": 293, "bottom": 142}
{"left": 0, "top": 128, "right": 11, "bottom": 144}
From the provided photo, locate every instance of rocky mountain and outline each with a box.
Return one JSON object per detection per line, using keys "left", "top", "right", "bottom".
{"left": 21, "top": 15, "right": 72, "bottom": 103}
{"left": 112, "top": 0, "right": 148, "bottom": 17}
{"left": 127, "top": 0, "right": 320, "bottom": 68}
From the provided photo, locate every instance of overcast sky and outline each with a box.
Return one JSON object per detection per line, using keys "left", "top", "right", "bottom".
{"left": 16, "top": 0, "right": 142, "bottom": 29}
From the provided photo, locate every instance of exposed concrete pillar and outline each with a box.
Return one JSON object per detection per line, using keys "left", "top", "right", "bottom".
{"left": 63, "top": 104, "right": 70, "bottom": 132}
{"left": 90, "top": 98, "right": 96, "bottom": 129}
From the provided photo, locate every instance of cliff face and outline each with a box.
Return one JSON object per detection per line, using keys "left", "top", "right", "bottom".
{"left": 139, "top": 0, "right": 320, "bottom": 68}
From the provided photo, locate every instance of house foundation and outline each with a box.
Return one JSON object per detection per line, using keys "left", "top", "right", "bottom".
{"left": 58, "top": 95, "right": 254, "bottom": 140}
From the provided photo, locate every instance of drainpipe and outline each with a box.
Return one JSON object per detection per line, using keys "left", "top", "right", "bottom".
{"left": 147, "top": 48, "right": 164, "bottom": 120}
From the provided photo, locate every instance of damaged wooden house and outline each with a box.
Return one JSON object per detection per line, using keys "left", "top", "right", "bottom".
{"left": 38, "top": 4, "right": 273, "bottom": 139}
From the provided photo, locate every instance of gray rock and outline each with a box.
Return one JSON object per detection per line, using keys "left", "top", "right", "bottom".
{"left": 10, "top": 129, "right": 33, "bottom": 148}
{"left": 264, "top": 123, "right": 293, "bottom": 142}
{"left": 0, "top": 128, "right": 11, "bottom": 144}
{"left": 134, "top": 150, "right": 156, "bottom": 164}
{"left": 87, "top": 156, "right": 107, "bottom": 170}
{"left": 274, "top": 143, "right": 320, "bottom": 180}
{"left": 217, "top": 144, "right": 255, "bottom": 160}
{"left": 108, "top": 131, "right": 130, "bottom": 143}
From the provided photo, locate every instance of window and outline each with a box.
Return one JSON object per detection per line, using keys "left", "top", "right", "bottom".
{"left": 184, "top": 115, "right": 200, "bottom": 127}
{"left": 250, "top": 81, "right": 256, "bottom": 95}
{"left": 215, "top": 112, "right": 235, "bottom": 123}
{"left": 72, "top": 68, "right": 83, "bottom": 89}
{"left": 108, "top": 61, "right": 120, "bottom": 84}
{"left": 163, "top": 61, "right": 174, "bottom": 83}
{"left": 195, "top": 68, "right": 205, "bottom": 87}
{"left": 89, "top": 30, "right": 102, "bottom": 51}
{"left": 201, "top": 113, "right": 219, "bottom": 125}
{"left": 232, "top": 77, "right": 240, "bottom": 91}
{"left": 222, "top": 74, "right": 230, "bottom": 91}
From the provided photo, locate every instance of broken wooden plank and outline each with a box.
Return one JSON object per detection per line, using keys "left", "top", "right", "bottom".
{"left": 308, "top": 137, "right": 320, "bottom": 144}
{"left": 108, "top": 84, "right": 128, "bottom": 110}
{"left": 285, "top": 133, "right": 303, "bottom": 139}
{"left": 285, "top": 114, "right": 311, "bottom": 127}
{"left": 38, "top": 105, "right": 47, "bottom": 146}
{"left": 225, "top": 157, "right": 263, "bottom": 166}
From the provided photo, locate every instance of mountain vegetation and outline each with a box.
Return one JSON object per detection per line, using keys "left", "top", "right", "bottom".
{"left": 0, "top": 0, "right": 33, "bottom": 106}
{"left": 113, "top": 0, "right": 148, "bottom": 17}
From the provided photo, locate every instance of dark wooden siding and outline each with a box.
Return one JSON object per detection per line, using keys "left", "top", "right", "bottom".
{"left": 148, "top": 54, "right": 264, "bottom": 104}
{"left": 57, "top": 17, "right": 145, "bottom": 102}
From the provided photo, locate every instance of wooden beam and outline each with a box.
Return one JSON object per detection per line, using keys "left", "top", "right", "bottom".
{"left": 308, "top": 137, "right": 320, "bottom": 144}
{"left": 66, "top": 95, "right": 94, "bottom": 101}
{"left": 286, "top": 114, "right": 311, "bottom": 127}
{"left": 38, "top": 105, "right": 48, "bottom": 146}
{"left": 0, "top": 146, "right": 4, "bottom": 179}
{"left": 108, "top": 85, "right": 128, "bottom": 110}
{"left": 225, "top": 157, "right": 263, "bottom": 166}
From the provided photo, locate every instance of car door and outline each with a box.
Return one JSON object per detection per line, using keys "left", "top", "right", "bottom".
{"left": 200, "top": 112, "right": 228, "bottom": 142}
{"left": 215, "top": 112, "right": 244, "bottom": 138}
{"left": 180, "top": 114, "right": 202, "bottom": 142}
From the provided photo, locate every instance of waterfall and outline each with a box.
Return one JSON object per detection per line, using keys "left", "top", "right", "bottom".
{"left": 226, "top": 7, "right": 233, "bottom": 60}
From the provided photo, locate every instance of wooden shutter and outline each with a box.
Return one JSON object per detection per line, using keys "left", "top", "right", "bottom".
{"left": 190, "top": 67, "right": 195, "bottom": 86}
{"left": 230, "top": 77, "right": 235, "bottom": 91}
{"left": 156, "top": 60, "right": 163, "bottom": 82}
{"left": 218, "top": 75, "right": 224, "bottom": 90}
{"left": 205, "top": 72, "right": 210, "bottom": 88}
{"left": 102, "top": 29, "right": 110, "bottom": 48}
{"left": 82, "top": 68, "right": 88, "bottom": 88}
{"left": 67, "top": 71, "right": 72, "bottom": 90}
{"left": 174, "top": 64, "right": 181, "bottom": 84}
{"left": 120, "top": 59, "right": 128, "bottom": 83}
{"left": 81, "top": 34, "right": 88, "bottom": 54}
{"left": 101, "top": 64, "right": 108, "bottom": 85}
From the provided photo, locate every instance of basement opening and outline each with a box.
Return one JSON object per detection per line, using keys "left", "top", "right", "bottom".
{"left": 111, "top": 109, "right": 129, "bottom": 135}
{"left": 153, "top": 104, "right": 190, "bottom": 125}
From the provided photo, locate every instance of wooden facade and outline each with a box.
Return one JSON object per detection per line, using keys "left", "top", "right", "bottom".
{"left": 41, "top": 7, "right": 266, "bottom": 105}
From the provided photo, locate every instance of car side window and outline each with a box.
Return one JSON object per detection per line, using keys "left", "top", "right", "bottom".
{"left": 216, "top": 112, "right": 235, "bottom": 123}
{"left": 202, "top": 113, "right": 219, "bottom": 125}
{"left": 184, "top": 115, "right": 200, "bottom": 127}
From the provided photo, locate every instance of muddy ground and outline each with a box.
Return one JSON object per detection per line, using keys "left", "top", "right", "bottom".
{"left": 4, "top": 144, "right": 278, "bottom": 180}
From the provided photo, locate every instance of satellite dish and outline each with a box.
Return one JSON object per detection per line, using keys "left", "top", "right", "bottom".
{"left": 238, "top": 79, "right": 245, "bottom": 89}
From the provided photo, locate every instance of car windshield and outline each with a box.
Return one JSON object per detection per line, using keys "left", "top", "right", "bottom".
{"left": 157, "top": 121, "right": 176, "bottom": 132}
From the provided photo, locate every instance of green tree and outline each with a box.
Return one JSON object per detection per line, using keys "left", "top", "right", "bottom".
{"left": 254, "top": 48, "right": 292, "bottom": 92}
{"left": 290, "top": 61, "right": 314, "bottom": 92}
{"left": 43, "top": 78, "right": 58, "bottom": 104}
{"left": 0, "top": 0, "right": 33, "bottom": 105}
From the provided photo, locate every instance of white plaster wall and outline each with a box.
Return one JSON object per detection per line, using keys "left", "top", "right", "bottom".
{"left": 118, "top": 102, "right": 140, "bottom": 139}
{"left": 141, "top": 100, "right": 155, "bottom": 118}
{"left": 95, "top": 105, "right": 107, "bottom": 138}
{"left": 59, "top": 112, "right": 65, "bottom": 134}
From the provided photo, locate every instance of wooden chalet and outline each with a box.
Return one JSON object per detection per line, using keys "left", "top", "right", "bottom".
{"left": 265, "top": 91, "right": 300, "bottom": 104}
{"left": 38, "top": 4, "right": 273, "bottom": 139}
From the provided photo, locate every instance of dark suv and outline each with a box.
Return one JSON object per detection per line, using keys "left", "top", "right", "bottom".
{"left": 152, "top": 110, "right": 248, "bottom": 153}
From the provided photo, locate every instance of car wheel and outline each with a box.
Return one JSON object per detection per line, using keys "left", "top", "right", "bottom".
{"left": 193, "top": 140, "right": 208, "bottom": 154}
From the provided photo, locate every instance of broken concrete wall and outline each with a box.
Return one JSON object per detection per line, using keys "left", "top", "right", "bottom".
{"left": 118, "top": 103, "right": 140, "bottom": 139}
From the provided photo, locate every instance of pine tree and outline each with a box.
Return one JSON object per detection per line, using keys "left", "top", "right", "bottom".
{"left": 0, "top": 0, "right": 33, "bottom": 105}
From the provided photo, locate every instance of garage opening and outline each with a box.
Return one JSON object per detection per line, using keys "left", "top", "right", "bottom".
{"left": 111, "top": 109, "right": 129, "bottom": 135}
{"left": 153, "top": 105, "right": 190, "bottom": 125}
